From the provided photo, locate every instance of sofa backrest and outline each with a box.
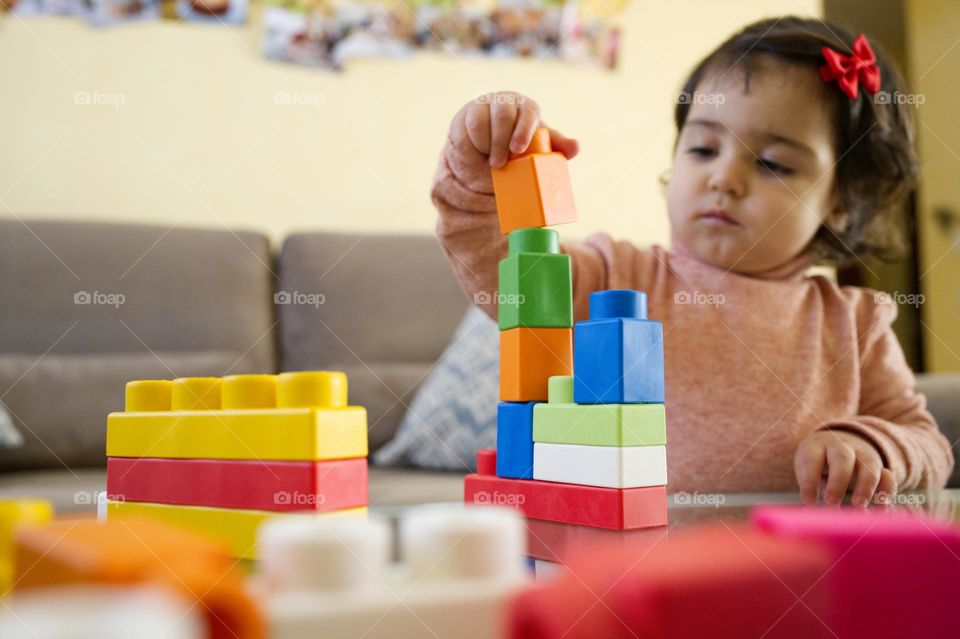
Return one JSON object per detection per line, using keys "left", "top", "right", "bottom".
{"left": 276, "top": 233, "right": 469, "bottom": 451}
{"left": 0, "top": 219, "right": 277, "bottom": 471}
{"left": 0, "top": 219, "right": 277, "bottom": 367}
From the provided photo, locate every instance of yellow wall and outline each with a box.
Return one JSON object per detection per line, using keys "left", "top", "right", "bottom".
{"left": 0, "top": 0, "right": 819, "bottom": 244}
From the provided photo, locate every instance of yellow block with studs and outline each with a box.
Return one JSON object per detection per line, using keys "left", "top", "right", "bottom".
{"left": 108, "top": 372, "right": 366, "bottom": 461}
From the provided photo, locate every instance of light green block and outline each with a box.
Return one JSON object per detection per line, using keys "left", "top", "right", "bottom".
{"left": 533, "top": 402, "right": 666, "bottom": 446}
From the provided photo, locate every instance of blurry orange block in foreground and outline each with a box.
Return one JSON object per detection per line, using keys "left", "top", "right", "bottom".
{"left": 14, "top": 517, "right": 264, "bottom": 639}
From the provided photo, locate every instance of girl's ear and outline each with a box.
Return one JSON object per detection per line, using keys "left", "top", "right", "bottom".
{"left": 825, "top": 208, "right": 850, "bottom": 233}
{"left": 825, "top": 191, "right": 849, "bottom": 233}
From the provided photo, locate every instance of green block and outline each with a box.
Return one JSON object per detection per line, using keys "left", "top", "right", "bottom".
{"left": 498, "top": 229, "right": 572, "bottom": 330}
{"left": 533, "top": 402, "right": 666, "bottom": 446}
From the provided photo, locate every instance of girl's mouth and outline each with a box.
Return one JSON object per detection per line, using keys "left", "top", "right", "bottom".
{"left": 698, "top": 209, "right": 742, "bottom": 227}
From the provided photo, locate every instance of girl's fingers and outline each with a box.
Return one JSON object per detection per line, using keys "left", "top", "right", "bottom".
{"left": 823, "top": 442, "right": 856, "bottom": 506}
{"left": 455, "top": 93, "right": 577, "bottom": 165}
{"left": 850, "top": 455, "right": 882, "bottom": 507}
{"left": 874, "top": 468, "right": 898, "bottom": 505}
{"left": 462, "top": 100, "right": 492, "bottom": 157}
{"left": 546, "top": 126, "right": 581, "bottom": 160}
{"left": 794, "top": 441, "right": 826, "bottom": 505}
{"left": 488, "top": 100, "right": 520, "bottom": 168}
{"left": 509, "top": 100, "right": 542, "bottom": 155}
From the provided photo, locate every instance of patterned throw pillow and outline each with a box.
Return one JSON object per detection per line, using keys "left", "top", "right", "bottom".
{"left": 0, "top": 401, "right": 24, "bottom": 449}
{"left": 374, "top": 306, "right": 498, "bottom": 472}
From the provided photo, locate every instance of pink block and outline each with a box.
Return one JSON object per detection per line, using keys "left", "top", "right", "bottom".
{"left": 752, "top": 505, "right": 960, "bottom": 639}
{"left": 509, "top": 523, "right": 834, "bottom": 639}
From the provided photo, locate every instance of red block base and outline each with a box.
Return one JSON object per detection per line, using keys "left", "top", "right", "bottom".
{"left": 464, "top": 473, "right": 667, "bottom": 530}
{"left": 526, "top": 518, "right": 669, "bottom": 563}
{"left": 107, "top": 457, "right": 367, "bottom": 512}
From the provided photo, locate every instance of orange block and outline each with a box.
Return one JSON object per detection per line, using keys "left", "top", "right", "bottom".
{"left": 500, "top": 327, "right": 573, "bottom": 401}
{"left": 14, "top": 517, "right": 264, "bottom": 639}
{"left": 491, "top": 128, "right": 577, "bottom": 234}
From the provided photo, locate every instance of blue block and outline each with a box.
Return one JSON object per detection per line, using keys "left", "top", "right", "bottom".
{"left": 573, "top": 290, "right": 664, "bottom": 404}
{"left": 496, "top": 401, "right": 537, "bottom": 479}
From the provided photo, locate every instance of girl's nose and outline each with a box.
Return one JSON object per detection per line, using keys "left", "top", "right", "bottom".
{"left": 707, "top": 156, "right": 746, "bottom": 198}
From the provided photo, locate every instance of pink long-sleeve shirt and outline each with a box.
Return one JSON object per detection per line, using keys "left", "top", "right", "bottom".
{"left": 432, "top": 139, "right": 954, "bottom": 493}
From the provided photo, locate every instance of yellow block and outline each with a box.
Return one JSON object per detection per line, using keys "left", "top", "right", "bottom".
{"left": 106, "top": 501, "right": 367, "bottom": 560}
{"left": 277, "top": 371, "right": 347, "bottom": 409}
{"left": 107, "top": 406, "right": 367, "bottom": 461}
{"left": 0, "top": 499, "right": 54, "bottom": 595}
{"left": 171, "top": 377, "right": 222, "bottom": 410}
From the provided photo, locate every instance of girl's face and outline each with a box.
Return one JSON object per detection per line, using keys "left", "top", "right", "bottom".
{"left": 666, "top": 58, "right": 844, "bottom": 274}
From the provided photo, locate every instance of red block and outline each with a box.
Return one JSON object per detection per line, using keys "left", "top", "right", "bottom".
{"left": 476, "top": 448, "right": 497, "bottom": 476}
{"left": 107, "top": 457, "right": 367, "bottom": 512}
{"left": 525, "top": 518, "right": 668, "bottom": 563}
{"left": 752, "top": 505, "right": 960, "bottom": 639}
{"left": 464, "top": 473, "right": 667, "bottom": 530}
{"left": 509, "top": 523, "right": 834, "bottom": 639}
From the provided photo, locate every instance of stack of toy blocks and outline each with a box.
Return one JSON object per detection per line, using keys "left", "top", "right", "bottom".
{"left": 105, "top": 371, "right": 368, "bottom": 559}
{"left": 464, "top": 127, "right": 668, "bottom": 529}
{"left": 537, "top": 289, "right": 668, "bottom": 493}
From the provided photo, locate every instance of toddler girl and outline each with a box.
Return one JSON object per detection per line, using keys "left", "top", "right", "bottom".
{"left": 430, "top": 16, "right": 953, "bottom": 506}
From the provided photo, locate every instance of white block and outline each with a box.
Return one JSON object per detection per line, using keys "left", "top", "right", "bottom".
{"left": 0, "top": 585, "right": 204, "bottom": 639}
{"left": 256, "top": 503, "right": 529, "bottom": 639}
{"left": 533, "top": 559, "right": 563, "bottom": 582}
{"left": 259, "top": 515, "right": 390, "bottom": 593}
{"left": 533, "top": 442, "right": 668, "bottom": 488}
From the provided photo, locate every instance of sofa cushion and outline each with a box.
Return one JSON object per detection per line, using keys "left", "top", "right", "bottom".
{"left": 374, "top": 307, "right": 498, "bottom": 471}
{"left": 0, "top": 402, "right": 23, "bottom": 449}
{"left": 0, "top": 220, "right": 276, "bottom": 372}
{"left": 340, "top": 362, "right": 441, "bottom": 453}
{"left": 277, "top": 233, "right": 469, "bottom": 450}
{"left": 0, "top": 350, "right": 253, "bottom": 471}
{"left": 915, "top": 373, "right": 960, "bottom": 488}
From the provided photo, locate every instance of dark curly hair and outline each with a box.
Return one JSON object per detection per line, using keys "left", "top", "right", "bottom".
{"left": 674, "top": 16, "right": 919, "bottom": 264}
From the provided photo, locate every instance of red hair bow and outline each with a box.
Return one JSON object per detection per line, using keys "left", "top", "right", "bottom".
{"left": 819, "top": 34, "right": 881, "bottom": 99}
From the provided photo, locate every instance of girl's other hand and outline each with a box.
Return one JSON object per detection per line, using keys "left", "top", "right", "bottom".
{"left": 794, "top": 429, "right": 896, "bottom": 507}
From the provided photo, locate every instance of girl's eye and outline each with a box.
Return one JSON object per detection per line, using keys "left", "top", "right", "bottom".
{"left": 757, "top": 158, "right": 793, "bottom": 175}
{"left": 687, "top": 146, "right": 716, "bottom": 158}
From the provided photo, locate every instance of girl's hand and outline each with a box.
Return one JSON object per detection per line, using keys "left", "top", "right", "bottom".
{"left": 794, "top": 430, "right": 896, "bottom": 507}
{"left": 448, "top": 91, "right": 580, "bottom": 171}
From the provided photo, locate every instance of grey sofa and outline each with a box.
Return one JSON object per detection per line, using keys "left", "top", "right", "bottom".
{"left": 1, "top": 220, "right": 958, "bottom": 514}
{"left": 0, "top": 220, "right": 468, "bottom": 512}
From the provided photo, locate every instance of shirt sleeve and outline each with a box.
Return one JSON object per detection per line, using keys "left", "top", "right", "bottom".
{"left": 819, "top": 290, "right": 954, "bottom": 489}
